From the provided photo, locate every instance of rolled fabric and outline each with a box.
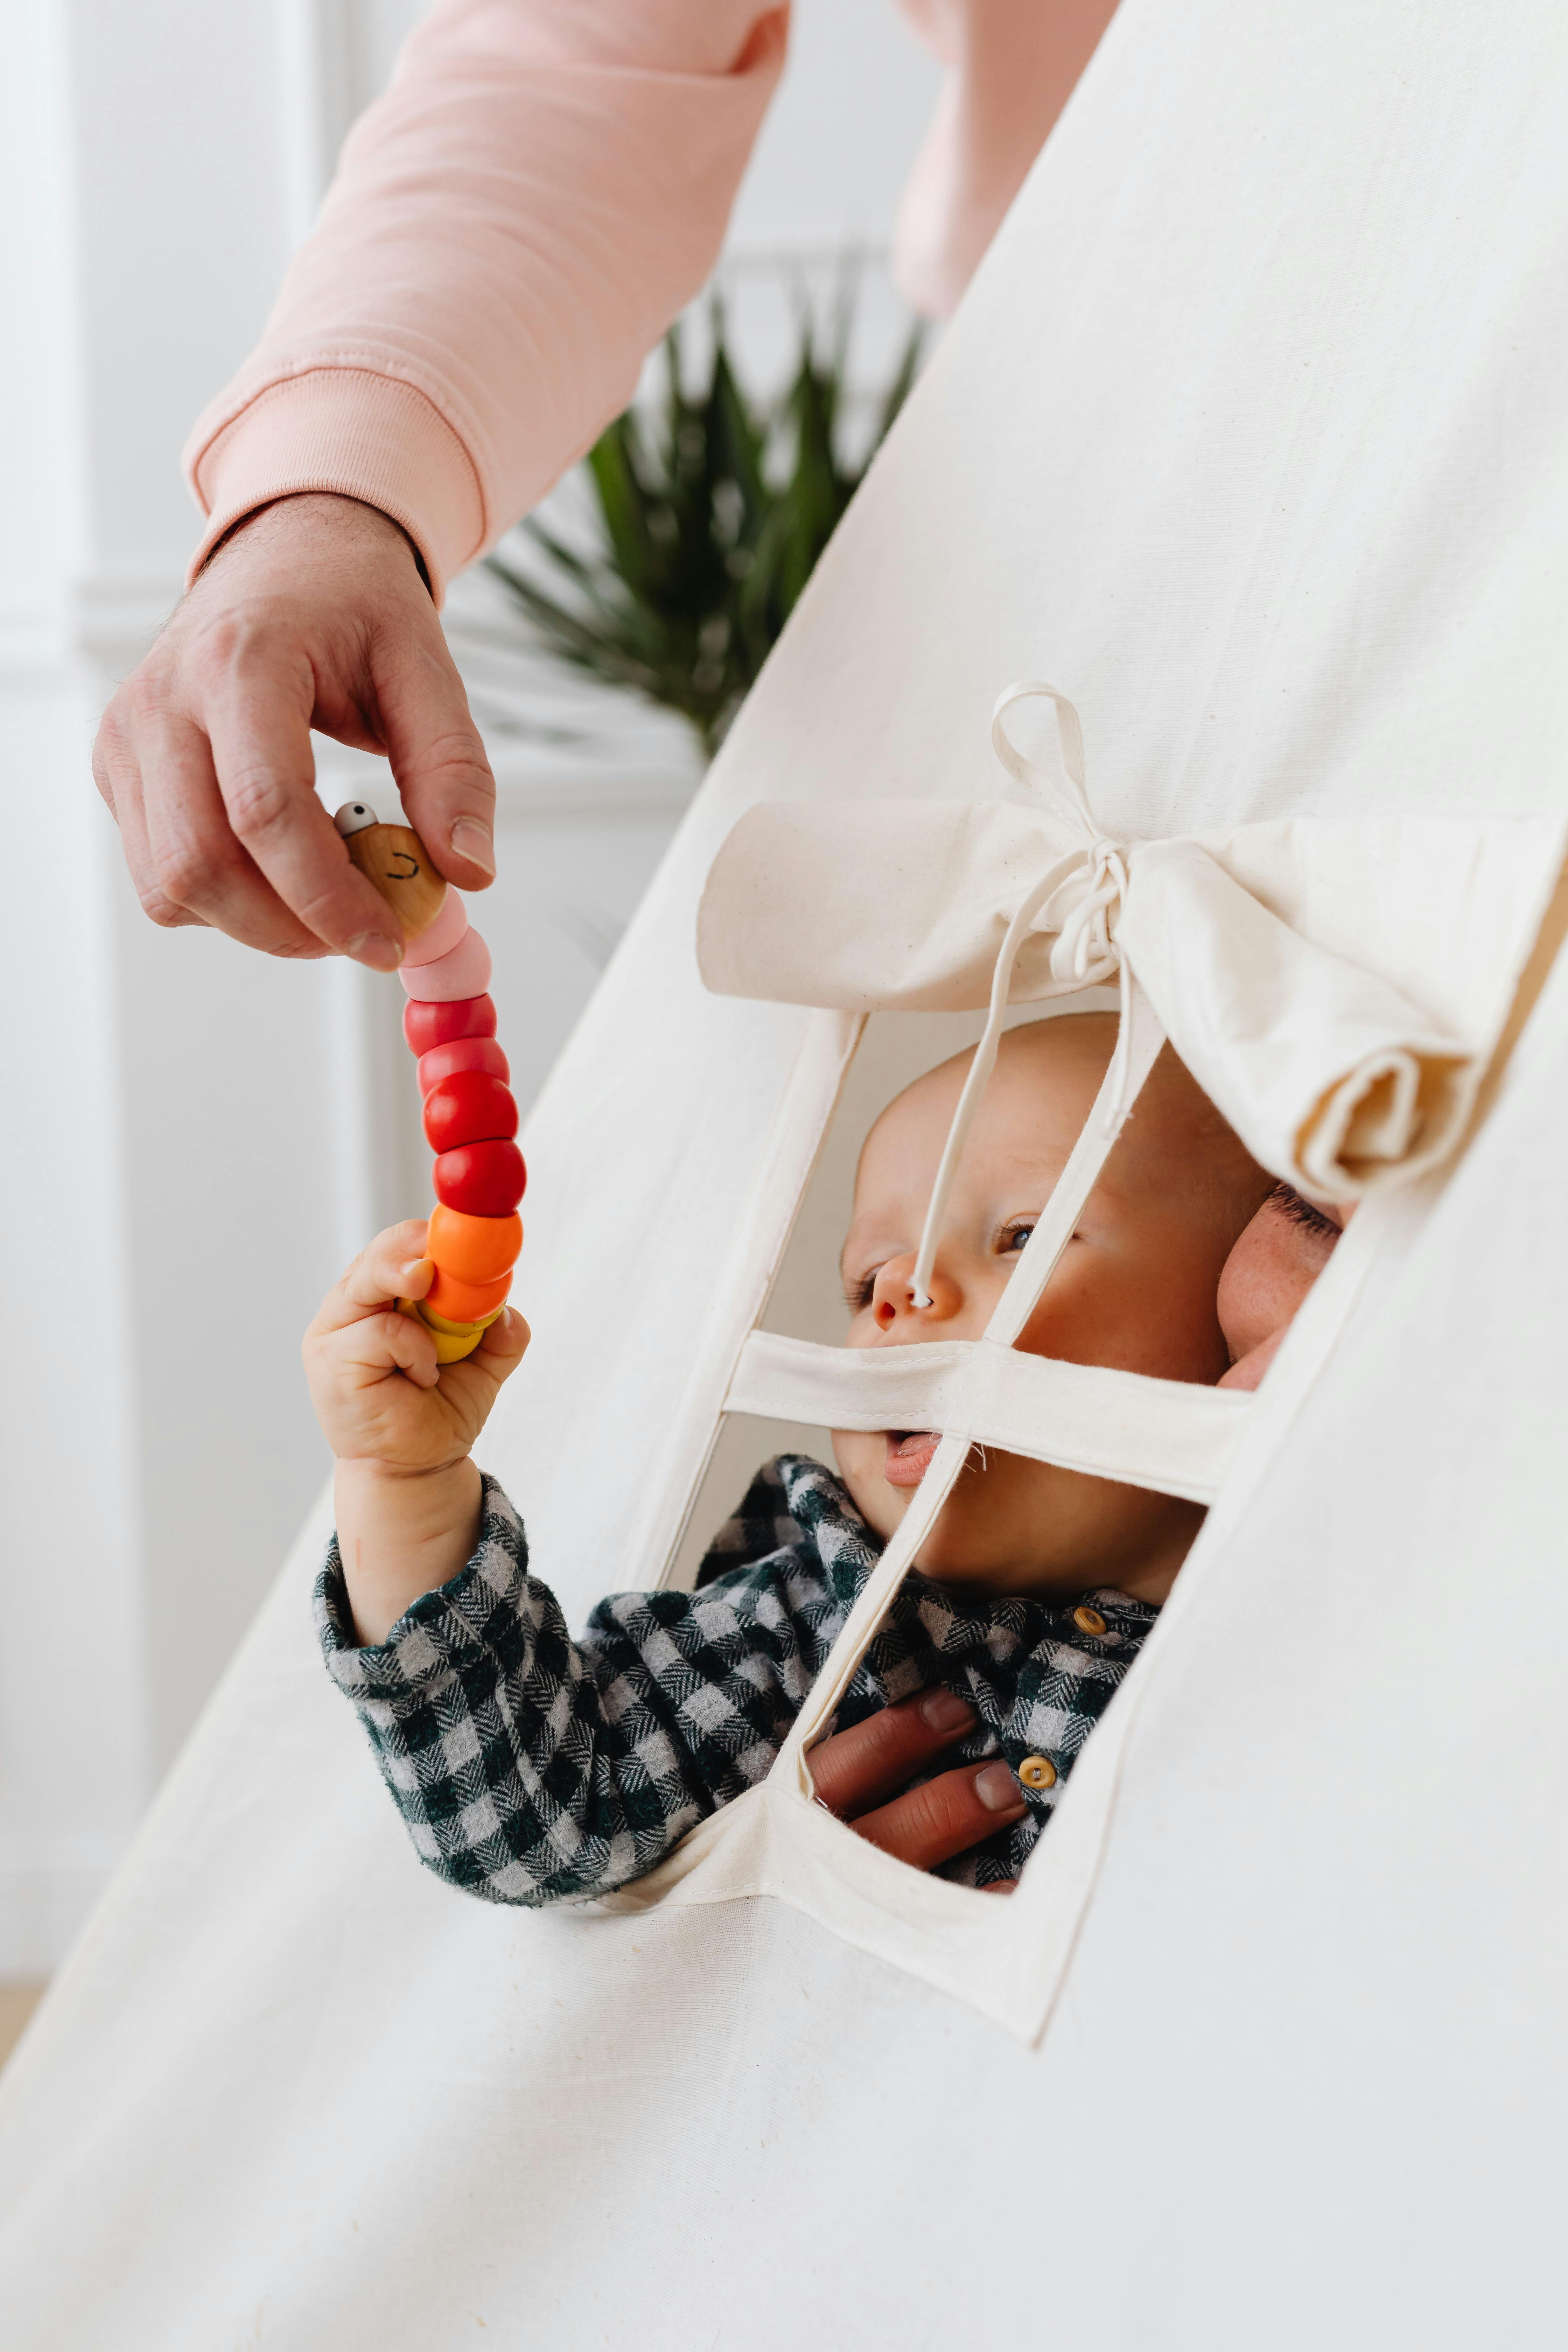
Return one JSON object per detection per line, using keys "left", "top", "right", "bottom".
{"left": 399, "top": 926, "right": 492, "bottom": 1002}
{"left": 400, "top": 888, "right": 469, "bottom": 969}
{"left": 698, "top": 797, "right": 1564, "bottom": 1199}
{"left": 1116, "top": 840, "right": 1470, "bottom": 1197}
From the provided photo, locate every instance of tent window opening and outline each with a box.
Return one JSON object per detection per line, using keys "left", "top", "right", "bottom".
{"left": 670, "top": 989, "right": 1318, "bottom": 1899}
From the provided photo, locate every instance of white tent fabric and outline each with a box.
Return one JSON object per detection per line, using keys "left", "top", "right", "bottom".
{"left": 5, "top": 0, "right": 1568, "bottom": 2342}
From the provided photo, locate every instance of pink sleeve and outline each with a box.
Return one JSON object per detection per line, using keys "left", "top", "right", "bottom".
{"left": 182, "top": 1, "right": 788, "bottom": 599}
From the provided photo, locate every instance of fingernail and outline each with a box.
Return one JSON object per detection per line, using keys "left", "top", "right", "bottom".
{"left": 349, "top": 930, "right": 402, "bottom": 972}
{"left": 450, "top": 819, "right": 494, "bottom": 877}
{"left": 399, "top": 1257, "right": 429, "bottom": 1279}
{"left": 975, "top": 1762, "right": 1024, "bottom": 1814}
{"left": 920, "top": 1689, "right": 975, "bottom": 1735}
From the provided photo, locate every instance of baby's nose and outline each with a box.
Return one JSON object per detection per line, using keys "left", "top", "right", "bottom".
{"left": 872, "top": 1256, "right": 960, "bottom": 1328}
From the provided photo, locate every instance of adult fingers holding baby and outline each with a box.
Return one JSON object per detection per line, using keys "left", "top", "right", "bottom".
{"left": 808, "top": 1691, "right": 1027, "bottom": 1887}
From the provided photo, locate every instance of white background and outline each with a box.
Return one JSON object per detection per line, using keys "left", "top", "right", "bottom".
{"left": 0, "top": 0, "right": 940, "bottom": 1970}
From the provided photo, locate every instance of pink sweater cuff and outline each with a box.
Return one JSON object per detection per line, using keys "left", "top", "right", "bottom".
{"left": 183, "top": 367, "right": 487, "bottom": 604}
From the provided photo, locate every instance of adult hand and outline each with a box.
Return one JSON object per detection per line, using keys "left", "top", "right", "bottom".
{"left": 93, "top": 493, "right": 496, "bottom": 969}
{"left": 808, "top": 1689, "right": 1027, "bottom": 1890}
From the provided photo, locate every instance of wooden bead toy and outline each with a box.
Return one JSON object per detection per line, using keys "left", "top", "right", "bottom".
{"left": 422, "top": 1071, "right": 519, "bottom": 1154}
{"left": 337, "top": 803, "right": 525, "bottom": 1365}
{"left": 416, "top": 1036, "right": 511, "bottom": 1095}
{"left": 402, "top": 993, "right": 498, "bottom": 1055}
{"left": 427, "top": 1205, "right": 523, "bottom": 1284}
{"left": 400, "top": 887, "right": 471, "bottom": 969}
{"left": 335, "top": 801, "right": 448, "bottom": 941}
{"left": 397, "top": 926, "right": 492, "bottom": 1002}
{"left": 419, "top": 1299, "right": 507, "bottom": 1337}
{"left": 396, "top": 1299, "right": 488, "bottom": 1364}
{"left": 427, "top": 1265, "right": 512, "bottom": 1322}
{"left": 433, "top": 1140, "right": 527, "bottom": 1217}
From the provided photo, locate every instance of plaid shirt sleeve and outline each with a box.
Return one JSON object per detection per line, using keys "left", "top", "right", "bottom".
{"left": 315, "top": 1470, "right": 847, "bottom": 1907}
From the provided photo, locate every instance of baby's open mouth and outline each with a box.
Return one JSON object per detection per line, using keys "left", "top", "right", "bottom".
{"left": 883, "top": 1429, "right": 940, "bottom": 1487}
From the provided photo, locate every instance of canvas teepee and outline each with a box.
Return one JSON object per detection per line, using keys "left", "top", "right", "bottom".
{"left": 3, "top": 0, "right": 1567, "bottom": 2342}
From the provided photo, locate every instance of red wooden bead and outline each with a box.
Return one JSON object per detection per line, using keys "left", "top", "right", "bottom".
{"left": 416, "top": 1036, "right": 510, "bottom": 1097}
{"left": 402, "top": 993, "right": 498, "bottom": 1056}
{"left": 433, "top": 1140, "right": 527, "bottom": 1217}
{"left": 422, "top": 1072, "right": 518, "bottom": 1154}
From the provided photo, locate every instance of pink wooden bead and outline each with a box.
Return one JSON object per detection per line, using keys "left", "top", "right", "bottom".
{"left": 399, "top": 925, "right": 492, "bottom": 1001}
{"left": 401, "top": 887, "right": 469, "bottom": 969}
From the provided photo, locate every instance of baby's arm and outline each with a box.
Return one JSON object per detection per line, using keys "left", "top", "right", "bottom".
{"left": 303, "top": 1222, "right": 531, "bottom": 1643}
{"left": 303, "top": 1225, "right": 769, "bottom": 1905}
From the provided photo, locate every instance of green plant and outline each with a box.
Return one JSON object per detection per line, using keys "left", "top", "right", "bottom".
{"left": 484, "top": 303, "right": 922, "bottom": 757}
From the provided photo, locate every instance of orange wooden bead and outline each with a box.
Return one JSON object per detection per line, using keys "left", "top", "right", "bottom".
{"left": 426, "top": 1264, "right": 512, "bottom": 1322}
{"left": 427, "top": 1204, "right": 522, "bottom": 1285}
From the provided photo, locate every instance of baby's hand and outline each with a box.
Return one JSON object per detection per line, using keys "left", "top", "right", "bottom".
{"left": 304, "top": 1223, "right": 531, "bottom": 1644}
{"left": 304, "top": 1220, "right": 530, "bottom": 1472}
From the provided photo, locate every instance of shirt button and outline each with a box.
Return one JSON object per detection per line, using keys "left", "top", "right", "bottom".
{"left": 1018, "top": 1755, "right": 1057, "bottom": 1790}
{"left": 1073, "top": 1605, "right": 1108, "bottom": 1638}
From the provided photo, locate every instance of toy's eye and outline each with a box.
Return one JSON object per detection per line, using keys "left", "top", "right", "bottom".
{"left": 334, "top": 800, "right": 380, "bottom": 837}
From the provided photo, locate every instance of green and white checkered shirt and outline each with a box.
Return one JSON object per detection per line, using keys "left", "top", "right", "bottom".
{"left": 317, "top": 1454, "right": 1157, "bottom": 1903}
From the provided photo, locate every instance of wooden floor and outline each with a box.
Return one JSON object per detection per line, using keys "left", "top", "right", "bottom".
{"left": 0, "top": 1982, "right": 47, "bottom": 2072}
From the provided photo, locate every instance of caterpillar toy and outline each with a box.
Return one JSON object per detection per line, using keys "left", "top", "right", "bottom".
{"left": 334, "top": 800, "right": 525, "bottom": 1364}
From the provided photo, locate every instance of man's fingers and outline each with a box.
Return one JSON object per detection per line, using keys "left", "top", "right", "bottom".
{"left": 202, "top": 664, "right": 404, "bottom": 966}
{"left": 843, "top": 1761, "right": 1028, "bottom": 1875}
{"left": 374, "top": 628, "right": 497, "bottom": 892}
{"left": 808, "top": 1688, "right": 979, "bottom": 1818}
{"left": 94, "top": 700, "right": 212, "bottom": 931}
{"left": 133, "top": 698, "right": 329, "bottom": 954}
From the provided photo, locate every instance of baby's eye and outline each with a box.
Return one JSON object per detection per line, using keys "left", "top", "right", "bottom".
{"left": 1000, "top": 1222, "right": 1036, "bottom": 1254}
{"left": 845, "top": 1271, "right": 878, "bottom": 1313}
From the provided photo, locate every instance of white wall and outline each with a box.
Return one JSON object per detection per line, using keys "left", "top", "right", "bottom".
{"left": 0, "top": 0, "right": 939, "bottom": 1970}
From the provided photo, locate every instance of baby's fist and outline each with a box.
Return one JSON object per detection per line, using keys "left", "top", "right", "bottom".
{"left": 303, "top": 1220, "right": 530, "bottom": 1475}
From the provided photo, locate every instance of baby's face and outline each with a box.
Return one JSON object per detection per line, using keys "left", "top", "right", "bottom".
{"left": 834, "top": 1015, "right": 1273, "bottom": 1603}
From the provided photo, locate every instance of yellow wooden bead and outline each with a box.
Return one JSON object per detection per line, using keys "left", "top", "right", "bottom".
{"left": 418, "top": 1300, "right": 506, "bottom": 1336}
{"left": 345, "top": 822, "right": 447, "bottom": 941}
{"left": 396, "top": 1298, "right": 483, "bottom": 1363}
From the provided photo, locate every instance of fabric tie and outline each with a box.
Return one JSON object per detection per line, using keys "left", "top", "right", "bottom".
{"left": 907, "top": 683, "right": 1135, "bottom": 1308}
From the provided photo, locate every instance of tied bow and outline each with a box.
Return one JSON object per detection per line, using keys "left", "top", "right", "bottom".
{"left": 907, "top": 683, "right": 1136, "bottom": 1308}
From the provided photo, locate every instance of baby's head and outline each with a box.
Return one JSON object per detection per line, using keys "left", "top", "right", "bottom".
{"left": 834, "top": 1014, "right": 1273, "bottom": 1604}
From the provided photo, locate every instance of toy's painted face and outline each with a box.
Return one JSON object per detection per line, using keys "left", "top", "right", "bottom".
{"left": 833, "top": 1015, "right": 1275, "bottom": 1605}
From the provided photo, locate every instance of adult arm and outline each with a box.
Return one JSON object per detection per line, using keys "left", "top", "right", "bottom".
{"left": 95, "top": 2, "right": 787, "bottom": 961}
